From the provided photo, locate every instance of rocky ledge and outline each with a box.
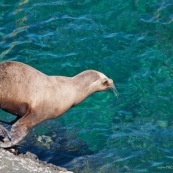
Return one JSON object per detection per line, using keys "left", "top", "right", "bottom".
{"left": 0, "top": 149, "right": 73, "bottom": 173}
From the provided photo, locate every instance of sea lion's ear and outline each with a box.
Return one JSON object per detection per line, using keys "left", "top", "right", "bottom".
{"left": 102, "top": 78, "right": 109, "bottom": 86}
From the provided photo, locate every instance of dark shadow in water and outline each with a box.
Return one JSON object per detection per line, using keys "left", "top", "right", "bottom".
{"left": 19, "top": 143, "right": 94, "bottom": 167}
{"left": 18, "top": 129, "right": 94, "bottom": 167}
{"left": 0, "top": 114, "right": 94, "bottom": 167}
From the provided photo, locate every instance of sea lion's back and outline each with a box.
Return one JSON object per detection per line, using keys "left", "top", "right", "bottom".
{"left": 0, "top": 61, "right": 46, "bottom": 84}
{"left": 0, "top": 61, "right": 42, "bottom": 77}
{"left": 0, "top": 61, "right": 47, "bottom": 103}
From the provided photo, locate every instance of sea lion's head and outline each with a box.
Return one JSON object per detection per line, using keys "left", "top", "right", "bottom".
{"left": 95, "top": 71, "right": 118, "bottom": 98}
{"left": 91, "top": 71, "right": 114, "bottom": 91}
{"left": 74, "top": 70, "right": 115, "bottom": 93}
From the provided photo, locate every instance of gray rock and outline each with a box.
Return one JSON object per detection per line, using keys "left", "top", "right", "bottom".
{"left": 0, "top": 149, "right": 73, "bottom": 173}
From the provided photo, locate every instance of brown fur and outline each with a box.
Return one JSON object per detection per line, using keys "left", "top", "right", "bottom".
{"left": 0, "top": 61, "right": 113, "bottom": 148}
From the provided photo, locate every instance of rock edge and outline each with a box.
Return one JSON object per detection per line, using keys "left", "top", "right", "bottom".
{"left": 0, "top": 149, "right": 73, "bottom": 173}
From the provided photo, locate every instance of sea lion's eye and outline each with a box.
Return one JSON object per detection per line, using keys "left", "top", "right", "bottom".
{"left": 103, "top": 79, "right": 109, "bottom": 86}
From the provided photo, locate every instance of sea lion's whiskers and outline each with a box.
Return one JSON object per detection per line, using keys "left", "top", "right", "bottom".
{"left": 111, "top": 84, "right": 119, "bottom": 98}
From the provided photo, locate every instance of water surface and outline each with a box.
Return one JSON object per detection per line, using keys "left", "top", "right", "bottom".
{"left": 1, "top": 0, "right": 173, "bottom": 172}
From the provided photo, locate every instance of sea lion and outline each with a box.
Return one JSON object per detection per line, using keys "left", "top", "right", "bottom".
{"left": 0, "top": 61, "right": 116, "bottom": 148}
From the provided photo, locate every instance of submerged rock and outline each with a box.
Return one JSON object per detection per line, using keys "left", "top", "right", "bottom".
{"left": 0, "top": 148, "right": 73, "bottom": 173}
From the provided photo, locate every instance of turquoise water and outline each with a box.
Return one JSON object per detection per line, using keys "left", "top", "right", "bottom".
{"left": 1, "top": 0, "right": 173, "bottom": 172}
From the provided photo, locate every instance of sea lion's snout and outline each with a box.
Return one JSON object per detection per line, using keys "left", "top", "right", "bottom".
{"left": 101, "top": 78, "right": 114, "bottom": 90}
{"left": 102, "top": 77, "right": 118, "bottom": 97}
{"left": 108, "top": 78, "right": 114, "bottom": 88}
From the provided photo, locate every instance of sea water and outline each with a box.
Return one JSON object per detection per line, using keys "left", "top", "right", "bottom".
{"left": 1, "top": 0, "right": 173, "bottom": 172}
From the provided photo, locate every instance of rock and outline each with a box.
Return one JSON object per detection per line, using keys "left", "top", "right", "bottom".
{"left": 0, "top": 148, "right": 73, "bottom": 173}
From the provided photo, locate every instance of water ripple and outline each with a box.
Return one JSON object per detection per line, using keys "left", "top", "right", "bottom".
{"left": 1, "top": 0, "right": 173, "bottom": 173}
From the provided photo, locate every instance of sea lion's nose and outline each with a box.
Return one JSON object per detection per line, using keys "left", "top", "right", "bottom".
{"left": 108, "top": 79, "right": 114, "bottom": 87}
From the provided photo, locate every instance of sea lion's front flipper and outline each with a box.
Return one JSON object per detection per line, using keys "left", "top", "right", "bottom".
{"left": 0, "top": 125, "right": 11, "bottom": 141}
{"left": 0, "top": 114, "right": 32, "bottom": 148}
{"left": 0, "top": 124, "right": 29, "bottom": 148}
